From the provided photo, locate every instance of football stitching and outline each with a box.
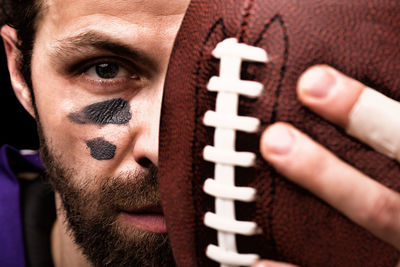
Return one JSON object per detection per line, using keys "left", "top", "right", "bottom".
{"left": 239, "top": 0, "right": 256, "bottom": 43}
{"left": 192, "top": 12, "right": 291, "bottom": 264}
{"left": 203, "top": 38, "right": 267, "bottom": 265}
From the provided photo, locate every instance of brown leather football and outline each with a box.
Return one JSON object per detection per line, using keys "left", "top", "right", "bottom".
{"left": 159, "top": 0, "right": 400, "bottom": 266}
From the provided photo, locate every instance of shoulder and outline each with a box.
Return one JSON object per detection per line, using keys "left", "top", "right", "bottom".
{"left": 0, "top": 145, "right": 55, "bottom": 267}
{"left": 0, "top": 144, "right": 43, "bottom": 266}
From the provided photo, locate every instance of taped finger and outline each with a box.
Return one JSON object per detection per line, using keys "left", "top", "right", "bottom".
{"left": 346, "top": 88, "right": 400, "bottom": 161}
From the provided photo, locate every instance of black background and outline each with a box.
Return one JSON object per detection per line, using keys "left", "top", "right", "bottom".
{"left": 0, "top": 40, "right": 39, "bottom": 149}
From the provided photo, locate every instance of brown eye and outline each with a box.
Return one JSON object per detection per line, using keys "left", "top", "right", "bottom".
{"left": 86, "top": 62, "right": 130, "bottom": 79}
{"left": 96, "top": 63, "right": 119, "bottom": 79}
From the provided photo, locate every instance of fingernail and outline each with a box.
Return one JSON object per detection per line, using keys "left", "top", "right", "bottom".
{"left": 299, "top": 67, "right": 336, "bottom": 98}
{"left": 264, "top": 124, "right": 294, "bottom": 155}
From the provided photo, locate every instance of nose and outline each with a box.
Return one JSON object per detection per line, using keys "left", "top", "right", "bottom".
{"left": 132, "top": 121, "right": 159, "bottom": 168}
{"left": 131, "top": 85, "right": 162, "bottom": 168}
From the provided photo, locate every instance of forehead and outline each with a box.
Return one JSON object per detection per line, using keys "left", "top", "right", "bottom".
{"left": 37, "top": 0, "right": 188, "bottom": 38}
{"left": 43, "top": 0, "right": 187, "bottom": 20}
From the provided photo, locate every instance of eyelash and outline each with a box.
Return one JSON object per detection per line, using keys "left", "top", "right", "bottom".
{"left": 70, "top": 57, "right": 142, "bottom": 92}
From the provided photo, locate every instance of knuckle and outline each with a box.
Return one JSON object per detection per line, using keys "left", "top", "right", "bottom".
{"left": 365, "top": 193, "right": 400, "bottom": 232}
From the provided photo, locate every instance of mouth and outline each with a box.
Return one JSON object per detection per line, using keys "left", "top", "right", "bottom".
{"left": 120, "top": 205, "right": 167, "bottom": 233}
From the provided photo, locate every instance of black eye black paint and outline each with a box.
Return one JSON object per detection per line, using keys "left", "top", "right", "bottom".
{"left": 86, "top": 138, "right": 116, "bottom": 160}
{"left": 68, "top": 98, "right": 131, "bottom": 125}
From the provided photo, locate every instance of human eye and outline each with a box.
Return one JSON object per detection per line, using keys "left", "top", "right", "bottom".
{"left": 85, "top": 61, "right": 137, "bottom": 80}
{"left": 68, "top": 57, "right": 143, "bottom": 93}
{"left": 81, "top": 58, "right": 140, "bottom": 82}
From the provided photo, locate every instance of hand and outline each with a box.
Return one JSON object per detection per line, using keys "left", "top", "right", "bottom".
{"left": 254, "top": 65, "right": 400, "bottom": 267}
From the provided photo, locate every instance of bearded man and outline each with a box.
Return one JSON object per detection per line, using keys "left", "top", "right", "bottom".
{"left": 1, "top": 0, "right": 400, "bottom": 267}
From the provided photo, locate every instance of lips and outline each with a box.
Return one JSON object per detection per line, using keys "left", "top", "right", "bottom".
{"left": 120, "top": 205, "right": 167, "bottom": 233}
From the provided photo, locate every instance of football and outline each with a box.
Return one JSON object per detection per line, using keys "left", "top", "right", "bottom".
{"left": 159, "top": 0, "right": 400, "bottom": 266}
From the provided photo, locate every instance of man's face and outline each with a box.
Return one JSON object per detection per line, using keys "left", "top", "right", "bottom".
{"left": 29, "top": 0, "right": 189, "bottom": 265}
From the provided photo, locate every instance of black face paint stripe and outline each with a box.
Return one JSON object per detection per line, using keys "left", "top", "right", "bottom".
{"left": 68, "top": 98, "right": 131, "bottom": 125}
{"left": 86, "top": 138, "right": 116, "bottom": 160}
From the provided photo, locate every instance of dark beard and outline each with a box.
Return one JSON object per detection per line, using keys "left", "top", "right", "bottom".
{"left": 37, "top": 125, "right": 176, "bottom": 266}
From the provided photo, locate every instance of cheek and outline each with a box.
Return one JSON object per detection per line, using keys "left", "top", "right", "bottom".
{"left": 86, "top": 137, "right": 117, "bottom": 160}
{"left": 36, "top": 101, "right": 81, "bottom": 152}
{"left": 41, "top": 117, "right": 131, "bottom": 176}
{"left": 68, "top": 98, "right": 132, "bottom": 126}
{"left": 31, "top": 66, "right": 89, "bottom": 155}
{"left": 67, "top": 98, "right": 133, "bottom": 161}
{"left": 38, "top": 102, "right": 131, "bottom": 169}
{"left": 34, "top": 96, "right": 109, "bottom": 167}
{"left": 30, "top": 54, "right": 133, "bottom": 168}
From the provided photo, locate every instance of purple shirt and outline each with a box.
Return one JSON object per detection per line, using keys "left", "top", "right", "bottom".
{"left": 0, "top": 145, "right": 44, "bottom": 267}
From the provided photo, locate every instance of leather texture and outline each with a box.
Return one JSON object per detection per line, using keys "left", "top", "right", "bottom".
{"left": 159, "top": 0, "right": 400, "bottom": 266}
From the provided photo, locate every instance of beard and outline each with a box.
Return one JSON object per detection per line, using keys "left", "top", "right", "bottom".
{"left": 37, "top": 125, "right": 176, "bottom": 266}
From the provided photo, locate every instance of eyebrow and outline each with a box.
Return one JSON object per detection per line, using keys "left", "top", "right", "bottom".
{"left": 50, "top": 31, "right": 158, "bottom": 72}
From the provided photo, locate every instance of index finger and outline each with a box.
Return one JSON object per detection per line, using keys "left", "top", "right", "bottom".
{"left": 297, "top": 65, "right": 400, "bottom": 161}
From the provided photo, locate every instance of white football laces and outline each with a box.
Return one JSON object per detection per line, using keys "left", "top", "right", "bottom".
{"left": 203, "top": 38, "right": 269, "bottom": 267}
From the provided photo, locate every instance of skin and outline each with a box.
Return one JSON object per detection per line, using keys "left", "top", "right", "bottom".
{"left": 1, "top": 0, "right": 400, "bottom": 266}
{"left": 86, "top": 138, "right": 117, "bottom": 160}
{"left": 2, "top": 0, "right": 190, "bottom": 265}
{"left": 68, "top": 98, "right": 132, "bottom": 126}
{"left": 254, "top": 66, "right": 400, "bottom": 266}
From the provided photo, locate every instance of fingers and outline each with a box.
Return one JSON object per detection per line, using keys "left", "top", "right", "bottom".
{"left": 260, "top": 123, "right": 400, "bottom": 250}
{"left": 252, "top": 259, "right": 299, "bottom": 267}
{"left": 297, "top": 65, "right": 400, "bottom": 161}
{"left": 296, "top": 65, "right": 364, "bottom": 127}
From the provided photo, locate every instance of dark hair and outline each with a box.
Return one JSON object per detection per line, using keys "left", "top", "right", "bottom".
{"left": 1, "top": 0, "right": 42, "bottom": 92}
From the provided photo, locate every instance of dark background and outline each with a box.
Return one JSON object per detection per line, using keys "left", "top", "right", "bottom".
{"left": 0, "top": 41, "right": 39, "bottom": 149}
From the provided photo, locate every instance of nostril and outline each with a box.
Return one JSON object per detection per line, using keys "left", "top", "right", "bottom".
{"left": 137, "top": 157, "right": 153, "bottom": 168}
